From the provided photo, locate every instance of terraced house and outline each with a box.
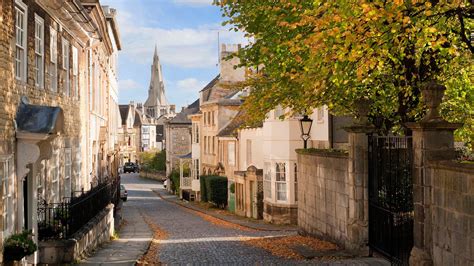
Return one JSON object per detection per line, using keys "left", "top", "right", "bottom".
{"left": 0, "top": 0, "right": 121, "bottom": 264}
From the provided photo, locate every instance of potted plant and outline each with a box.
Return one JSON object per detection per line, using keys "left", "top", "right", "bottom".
{"left": 3, "top": 230, "right": 37, "bottom": 262}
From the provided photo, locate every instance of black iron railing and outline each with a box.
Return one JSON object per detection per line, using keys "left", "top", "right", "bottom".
{"left": 368, "top": 135, "right": 414, "bottom": 265}
{"left": 38, "top": 181, "right": 119, "bottom": 240}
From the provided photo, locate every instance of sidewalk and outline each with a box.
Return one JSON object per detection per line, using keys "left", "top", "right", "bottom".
{"left": 153, "top": 188, "right": 298, "bottom": 232}
{"left": 80, "top": 202, "right": 153, "bottom": 265}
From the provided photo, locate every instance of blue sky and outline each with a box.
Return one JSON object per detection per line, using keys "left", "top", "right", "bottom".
{"left": 101, "top": 0, "right": 246, "bottom": 109}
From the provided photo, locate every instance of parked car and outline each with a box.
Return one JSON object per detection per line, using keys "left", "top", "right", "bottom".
{"left": 123, "top": 162, "right": 139, "bottom": 173}
{"left": 120, "top": 185, "right": 128, "bottom": 201}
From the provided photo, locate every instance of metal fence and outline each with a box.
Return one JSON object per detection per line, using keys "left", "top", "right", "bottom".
{"left": 368, "top": 135, "right": 414, "bottom": 265}
{"left": 38, "top": 181, "right": 119, "bottom": 240}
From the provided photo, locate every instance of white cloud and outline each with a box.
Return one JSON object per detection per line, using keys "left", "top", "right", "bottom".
{"left": 176, "top": 78, "right": 207, "bottom": 92}
{"left": 116, "top": 10, "right": 247, "bottom": 68}
{"left": 119, "top": 79, "right": 142, "bottom": 90}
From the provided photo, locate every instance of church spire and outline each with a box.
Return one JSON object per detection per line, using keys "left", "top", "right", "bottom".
{"left": 144, "top": 45, "right": 168, "bottom": 118}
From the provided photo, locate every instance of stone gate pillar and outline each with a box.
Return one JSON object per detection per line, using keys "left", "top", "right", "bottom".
{"left": 407, "top": 82, "right": 461, "bottom": 265}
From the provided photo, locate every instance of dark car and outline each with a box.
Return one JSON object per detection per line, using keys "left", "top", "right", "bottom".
{"left": 123, "top": 162, "right": 139, "bottom": 173}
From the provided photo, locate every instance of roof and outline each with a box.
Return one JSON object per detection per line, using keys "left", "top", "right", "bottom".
{"left": 119, "top": 105, "right": 129, "bottom": 126}
{"left": 133, "top": 110, "right": 142, "bottom": 127}
{"left": 168, "top": 99, "right": 200, "bottom": 124}
{"left": 178, "top": 152, "right": 192, "bottom": 159}
{"left": 217, "top": 109, "right": 245, "bottom": 137}
{"left": 16, "top": 101, "right": 64, "bottom": 134}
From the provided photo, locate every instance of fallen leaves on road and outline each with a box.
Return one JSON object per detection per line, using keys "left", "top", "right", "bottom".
{"left": 136, "top": 214, "right": 168, "bottom": 266}
{"left": 182, "top": 206, "right": 256, "bottom": 232}
{"left": 245, "top": 235, "right": 338, "bottom": 260}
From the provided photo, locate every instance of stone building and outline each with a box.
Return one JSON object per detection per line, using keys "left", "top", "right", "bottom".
{"left": 165, "top": 100, "right": 199, "bottom": 178}
{"left": 118, "top": 103, "right": 141, "bottom": 165}
{"left": 0, "top": 0, "right": 120, "bottom": 263}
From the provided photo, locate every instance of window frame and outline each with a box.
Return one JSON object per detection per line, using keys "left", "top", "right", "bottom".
{"left": 263, "top": 162, "right": 272, "bottom": 200}
{"left": 51, "top": 151, "right": 60, "bottom": 203}
{"left": 62, "top": 38, "right": 70, "bottom": 96}
{"left": 49, "top": 27, "right": 58, "bottom": 92}
{"left": 64, "top": 148, "right": 72, "bottom": 199}
{"left": 275, "top": 162, "right": 287, "bottom": 202}
{"left": 227, "top": 141, "right": 235, "bottom": 166}
{"left": 72, "top": 46, "right": 79, "bottom": 99}
{"left": 34, "top": 14, "right": 45, "bottom": 89}
{"left": 1, "top": 155, "right": 14, "bottom": 238}
{"left": 14, "top": 0, "right": 28, "bottom": 82}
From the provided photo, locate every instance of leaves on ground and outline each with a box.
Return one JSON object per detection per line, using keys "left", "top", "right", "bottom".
{"left": 182, "top": 206, "right": 256, "bottom": 232}
{"left": 136, "top": 214, "right": 168, "bottom": 265}
{"left": 245, "top": 235, "right": 338, "bottom": 260}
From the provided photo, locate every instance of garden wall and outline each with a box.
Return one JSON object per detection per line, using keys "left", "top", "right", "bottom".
{"left": 428, "top": 161, "right": 474, "bottom": 265}
{"left": 297, "top": 151, "right": 356, "bottom": 248}
{"left": 38, "top": 204, "right": 114, "bottom": 264}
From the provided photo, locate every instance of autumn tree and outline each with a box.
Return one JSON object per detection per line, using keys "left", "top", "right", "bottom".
{"left": 218, "top": 0, "right": 473, "bottom": 142}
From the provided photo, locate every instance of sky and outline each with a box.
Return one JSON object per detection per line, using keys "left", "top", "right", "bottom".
{"left": 100, "top": 0, "right": 246, "bottom": 109}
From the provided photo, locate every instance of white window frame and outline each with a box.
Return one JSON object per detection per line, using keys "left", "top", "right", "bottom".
{"left": 14, "top": 0, "right": 27, "bottom": 82}
{"left": 51, "top": 151, "right": 60, "bottom": 203}
{"left": 72, "top": 46, "right": 79, "bottom": 99}
{"left": 264, "top": 162, "right": 272, "bottom": 200}
{"left": 62, "top": 38, "right": 70, "bottom": 96}
{"left": 49, "top": 27, "right": 58, "bottom": 92}
{"left": 1, "top": 155, "right": 14, "bottom": 238}
{"left": 275, "top": 162, "right": 287, "bottom": 202}
{"left": 34, "top": 14, "right": 45, "bottom": 89}
{"left": 64, "top": 148, "right": 72, "bottom": 199}
{"left": 227, "top": 142, "right": 235, "bottom": 166}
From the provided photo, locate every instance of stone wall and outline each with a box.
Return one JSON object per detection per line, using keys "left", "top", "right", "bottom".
{"left": 38, "top": 204, "right": 114, "bottom": 264}
{"left": 428, "top": 161, "right": 474, "bottom": 265}
{"left": 297, "top": 151, "right": 352, "bottom": 247}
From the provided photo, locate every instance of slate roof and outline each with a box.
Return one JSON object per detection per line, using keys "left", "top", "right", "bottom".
{"left": 119, "top": 105, "right": 129, "bottom": 126}
{"left": 168, "top": 99, "right": 200, "bottom": 124}
{"left": 16, "top": 102, "right": 63, "bottom": 134}
{"left": 217, "top": 109, "right": 245, "bottom": 137}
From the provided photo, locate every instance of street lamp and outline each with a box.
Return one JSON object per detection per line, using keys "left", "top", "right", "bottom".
{"left": 299, "top": 115, "right": 313, "bottom": 149}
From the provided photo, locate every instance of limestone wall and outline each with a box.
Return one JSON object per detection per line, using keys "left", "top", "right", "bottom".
{"left": 428, "top": 161, "right": 474, "bottom": 265}
{"left": 297, "top": 151, "right": 353, "bottom": 248}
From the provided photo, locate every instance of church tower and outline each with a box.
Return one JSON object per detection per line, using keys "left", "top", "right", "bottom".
{"left": 144, "top": 45, "right": 173, "bottom": 118}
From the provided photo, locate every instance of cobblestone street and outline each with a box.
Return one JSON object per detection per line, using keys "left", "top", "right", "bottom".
{"left": 117, "top": 173, "right": 389, "bottom": 265}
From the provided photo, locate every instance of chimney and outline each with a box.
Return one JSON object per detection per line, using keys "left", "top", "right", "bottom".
{"left": 220, "top": 43, "right": 245, "bottom": 82}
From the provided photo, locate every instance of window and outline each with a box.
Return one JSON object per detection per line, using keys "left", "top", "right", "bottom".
{"left": 193, "top": 123, "right": 199, "bottom": 143}
{"left": 193, "top": 159, "right": 200, "bottom": 179}
{"left": 49, "top": 27, "right": 58, "bottom": 92}
{"left": 34, "top": 14, "right": 44, "bottom": 88}
{"left": 62, "top": 38, "right": 70, "bottom": 96}
{"left": 212, "top": 136, "right": 215, "bottom": 154}
{"left": 294, "top": 163, "right": 298, "bottom": 202}
{"left": 228, "top": 142, "right": 235, "bottom": 166}
{"left": 142, "top": 127, "right": 149, "bottom": 134}
{"left": 275, "top": 162, "right": 287, "bottom": 201}
{"left": 72, "top": 46, "right": 78, "bottom": 98}
{"left": 264, "top": 162, "right": 272, "bottom": 199}
{"left": 246, "top": 140, "right": 252, "bottom": 167}
{"left": 211, "top": 111, "right": 215, "bottom": 126}
{"left": 64, "top": 149, "right": 72, "bottom": 198}
{"left": 15, "top": 0, "right": 27, "bottom": 81}
{"left": 317, "top": 107, "right": 324, "bottom": 122}
{"left": 51, "top": 151, "right": 59, "bottom": 203}
{"left": 1, "top": 155, "right": 14, "bottom": 238}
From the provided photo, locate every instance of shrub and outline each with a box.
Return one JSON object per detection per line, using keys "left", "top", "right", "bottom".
{"left": 4, "top": 230, "right": 37, "bottom": 262}
{"left": 229, "top": 182, "right": 235, "bottom": 194}
{"left": 140, "top": 151, "right": 166, "bottom": 172}
{"left": 200, "top": 176, "right": 208, "bottom": 202}
{"left": 169, "top": 171, "right": 180, "bottom": 194}
{"left": 204, "top": 175, "right": 228, "bottom": 209}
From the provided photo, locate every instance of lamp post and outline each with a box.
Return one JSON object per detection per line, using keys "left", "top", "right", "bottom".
{"left": 299, "top": 115, "right": 313, "bottom": 149}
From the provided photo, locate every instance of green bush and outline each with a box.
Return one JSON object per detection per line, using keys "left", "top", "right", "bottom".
{"left": 200, "top": 176, "right": 208, "bottom": 202}
{"left": 4, "top": 230, "right": 37, "bottom": 262}
{"left": 229, "top": 182, "right": 235, "bottom": 194}
{"left": 140, "top": 151, "right": 166, "bottom": 172}
{"left": 169, "top": 171, "right": 180, "bottom": 194}
{"left": 201, "top": 175, "right": 228, "bottom": 209}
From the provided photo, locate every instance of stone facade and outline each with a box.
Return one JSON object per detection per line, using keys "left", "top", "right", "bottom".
{"left": 0, "top": 0, "right": 120, "bottom": 263}
{"left": 428, "top": 161, "right": 474, "bottom": 265}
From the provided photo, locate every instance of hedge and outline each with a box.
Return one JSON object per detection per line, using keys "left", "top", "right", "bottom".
{"left": 200, "top": 175, "right": 227, "bottom": 209}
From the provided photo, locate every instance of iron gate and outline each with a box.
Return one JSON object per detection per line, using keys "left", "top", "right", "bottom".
{"left": 368, "top": 136, "right": 414, "bottom": 265}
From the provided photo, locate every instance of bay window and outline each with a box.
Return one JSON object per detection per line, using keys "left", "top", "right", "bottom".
{"left": 275, "top": 162, "right": 287, "bottom": 201}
